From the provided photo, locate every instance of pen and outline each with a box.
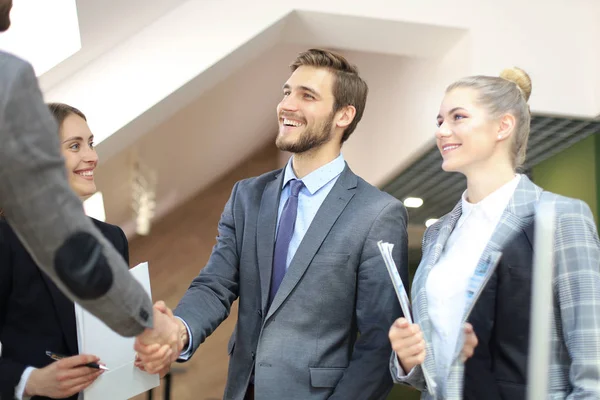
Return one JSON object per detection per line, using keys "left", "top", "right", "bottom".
{"left": 45, "top": 351, "right": 109, "bottom": 371}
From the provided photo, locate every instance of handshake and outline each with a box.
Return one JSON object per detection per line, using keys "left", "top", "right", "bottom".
{"left": 133, "top": 301, "right": 188, "bottom": 377}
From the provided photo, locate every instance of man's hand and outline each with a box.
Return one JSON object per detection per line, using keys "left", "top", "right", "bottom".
{"left": 134, "top": 301, "right": 185, "bottom": 375}
{"left": 24, "top": 354, "right": 104, "bottom": 398}
{"left": 461, "top": 323, "right": 478, "bottom": 362}
{"left": 389, "top": 318, "right": 426, "bottom": 373}
{"left": 134, "top": 353, "right": 171, "bottom": 379}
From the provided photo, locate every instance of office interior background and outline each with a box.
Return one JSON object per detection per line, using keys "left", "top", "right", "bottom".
{"left": 1, "top": 0, "right": 599, "bottom": 398}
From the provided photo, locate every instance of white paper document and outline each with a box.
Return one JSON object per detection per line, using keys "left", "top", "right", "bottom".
{"left": 377, "top": 240, "right": 413, "bottom": 322}
{"left": 75, "top": 262, "right": 159, "bottom": 400}
{"left": 378, "top": 240, "right": 437, "bottom": 390}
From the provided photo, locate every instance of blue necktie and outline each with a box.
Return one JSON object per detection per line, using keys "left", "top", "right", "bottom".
{"left": 268, "top": 179, "right": 304, "bottom": 308}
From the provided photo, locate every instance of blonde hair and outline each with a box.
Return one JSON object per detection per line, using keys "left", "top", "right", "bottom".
{"left": 446, "top": 67, "right": 532, "bottom": 169}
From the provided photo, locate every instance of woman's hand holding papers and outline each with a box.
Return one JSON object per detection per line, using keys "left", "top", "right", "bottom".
{"left": 389, "top": 318, "right": 427, "bottom": 373}
{"left": 389, "top": 318, "right": 479, "bottom": 374}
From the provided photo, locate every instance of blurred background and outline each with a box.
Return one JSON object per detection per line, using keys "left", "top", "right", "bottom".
{"left": 2, "top": 0, "right": 598, "bottom": 398}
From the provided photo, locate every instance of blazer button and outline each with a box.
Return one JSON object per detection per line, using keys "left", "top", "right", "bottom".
{"left": 257, "top": 309, "right": 262, "bottom": 317}
{"left": 251, "top": 352, "right": 256, "bottom": 360}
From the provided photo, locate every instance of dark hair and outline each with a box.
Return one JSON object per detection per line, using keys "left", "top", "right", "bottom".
{"left": 47, "top": 103, "right": 87, "bottom": 128}
{"left": 290, "top": 48, "right": 368, "bottom": 143}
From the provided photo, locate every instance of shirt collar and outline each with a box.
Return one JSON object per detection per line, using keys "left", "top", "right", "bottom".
{"left": 460, "top": 174, "right": 522, "bottom": 224}
{"left": 282, "top": 153, "right": 346, "bottom": 195}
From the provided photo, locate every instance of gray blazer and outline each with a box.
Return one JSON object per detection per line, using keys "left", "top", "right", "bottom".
{"left": 391, "top": 175, "right": 600, "bottom": 399}
{"left": 175, "top": 165, "right": 409, "bottom": 400}
{"left": 0, "top": 51, "right": 152, "bottom": 337}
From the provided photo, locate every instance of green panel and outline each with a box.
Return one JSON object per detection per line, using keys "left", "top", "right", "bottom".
{"left": 531, "top": 135, "right": 597, "bottom": 225}
{"left": 387, "top": 384, "right": 421, "bottom": 400}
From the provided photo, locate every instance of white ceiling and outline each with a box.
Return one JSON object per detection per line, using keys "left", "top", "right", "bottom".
{"left": 29, "top": 0, "right": 600, "bottom": 237}
{"left": 95, "top": 43, "right": 305, "bottom": 231}
{"left": 34, "top": 3, "right": 468, "bottom": 237}
{"left": 39, "top": 0, "right": 189, "bottom": 91}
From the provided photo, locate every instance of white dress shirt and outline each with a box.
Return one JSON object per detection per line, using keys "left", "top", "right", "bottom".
{"left": 17, "top": 366, "right": 84, "bottom": 400}
{"left": 395, "top": 175, "right": 521, "bottom": 393}
{"left": 16, "top": 367, "right": 35, "bottom": 400}
{"left": 426, "top": 174, "right": 520, "bottom": 393}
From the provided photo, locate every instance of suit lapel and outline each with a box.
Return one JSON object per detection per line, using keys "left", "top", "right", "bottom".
{"left": 410, "top": 201, "right": 463, "bottom": 394}
{"left": 265, "top": 166, "right": 357, "bottom": 321}
{"left": 412, "top": 200, "right": 463, "bottom": 321}
{"left": 39, "top": 272, "right": 78, "bottom": 354}
{"left": 257, "top": 172, "right": 285, "bottom": 314}
{"left": 448, "top": 175, "right": 542, "bottom": 364}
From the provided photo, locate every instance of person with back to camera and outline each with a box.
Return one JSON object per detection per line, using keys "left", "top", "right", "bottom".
{"left": 0, "top": 103, "right": 132, "bottom": 400}
{"left": 388, "top": 67, "right": 600, "bottom": 399}
{"left": 0, "top": 0, "right": 181, "bottom": 358}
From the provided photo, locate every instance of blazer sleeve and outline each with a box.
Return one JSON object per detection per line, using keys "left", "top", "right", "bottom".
{"left": 173, "top": 181, "right": 241, "bottom": 355}
{"left": 0, "top": 223, "right": 29, "bottom": 399}
{"left": 329, "top": 199, "right": 408, "bottom": 400}
{"left": 0, "top": 55, "right": 153, "bottom": 336}
{"left": 554, "top": 200, "right": 600, "bottom": 398}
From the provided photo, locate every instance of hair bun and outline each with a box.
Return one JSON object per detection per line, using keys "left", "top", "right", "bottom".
{"left": 500, "top": 67, "right": 532, "bottom": 102}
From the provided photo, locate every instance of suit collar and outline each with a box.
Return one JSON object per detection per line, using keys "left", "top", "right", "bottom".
{"left": 504, "top": 174, "right": 542, "bottom": 218}
{"left": 422, "top": 174, "right": 540, "bottom": 266}
{"left": 281, "top": 154, "right": 347, "bottom": 195}
{"left": 458, "top": 175, "right": 521, "bottom": 228}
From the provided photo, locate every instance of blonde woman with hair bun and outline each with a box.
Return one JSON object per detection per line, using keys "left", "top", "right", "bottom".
{"left": 388, "top": 67, "right": 600, "bottom": 399}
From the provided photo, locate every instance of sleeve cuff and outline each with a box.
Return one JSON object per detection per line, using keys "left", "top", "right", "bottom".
{"left": 393, "top": 355, "right": 409, "bottom": 379}
{"left": 16, "top": 366, "right": 36, "bottom": 400}
{"left": 175, "top": 317, "right": 193, "bottom": 361}
{"left": 391, "top": 352, "right": 421, "bottom": 384}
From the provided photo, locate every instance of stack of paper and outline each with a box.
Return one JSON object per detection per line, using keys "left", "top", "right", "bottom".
{"left": 74, "top": 262, "right": 160, "bottom": 400}
{"left": 377, "top": 241, "right": 413, "bottom": 322}
{"left": 378, "top": 240, "right": 436, "bottom": 392}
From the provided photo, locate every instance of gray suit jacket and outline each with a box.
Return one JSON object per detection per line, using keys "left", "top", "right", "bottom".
{"left": 175, "top": 164, "right": 409, "bottom": 400}
{"left": 0, "top": 51, "right": 152, "bottom": 337}
{"left": 391, "top": 175, "right": 600, "bottom": 399}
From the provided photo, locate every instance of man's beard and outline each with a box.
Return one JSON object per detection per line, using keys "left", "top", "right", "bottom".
{"left": 276, "top": 112, "right": 334, "bottom": 154}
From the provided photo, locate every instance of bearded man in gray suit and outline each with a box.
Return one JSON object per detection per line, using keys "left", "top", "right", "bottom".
{"left": 0, "top": 0, "right": 179, "bottom": 353}
{"left": 137, "top": 48, "right": 409, "bottom": 400}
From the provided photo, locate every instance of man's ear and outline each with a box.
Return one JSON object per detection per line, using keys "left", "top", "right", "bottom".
{"left": 336, "top": 105, "right": 356, "bottom": 129}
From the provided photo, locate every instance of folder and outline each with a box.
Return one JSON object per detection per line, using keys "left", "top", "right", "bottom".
{"left": 377, "top": 240, "right": 413, "bottom": 322}
{"left": 378, "top": 240, "right": 437, "bottom": 392}
{"left": 74, "top": 262, "right": 160, "bottom": 400}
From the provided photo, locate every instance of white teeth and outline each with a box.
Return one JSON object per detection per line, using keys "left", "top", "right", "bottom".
{"left": 283, "top": 118, "right": 303, "bottom": 127}
{"left": 444, "top": 145, "right": 460, "bottom": 151}
{"left": 77, "top": 171, "right": 93, "bottom": 177}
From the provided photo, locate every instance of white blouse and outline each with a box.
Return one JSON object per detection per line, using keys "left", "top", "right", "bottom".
{"left": 425, "top": 174, "right": 521, "bottom": 392}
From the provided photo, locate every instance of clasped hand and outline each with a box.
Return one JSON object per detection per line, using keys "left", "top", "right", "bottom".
{"left": 134, "top": 301, "right": 184, "bottom": 377}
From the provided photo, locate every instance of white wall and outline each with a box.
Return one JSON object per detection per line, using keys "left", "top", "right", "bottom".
{"left": 38, "top": 0, "right": 600, "bottom": 229}
{"left": 45, "top": 0, "right": 600, "bottom": 155}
